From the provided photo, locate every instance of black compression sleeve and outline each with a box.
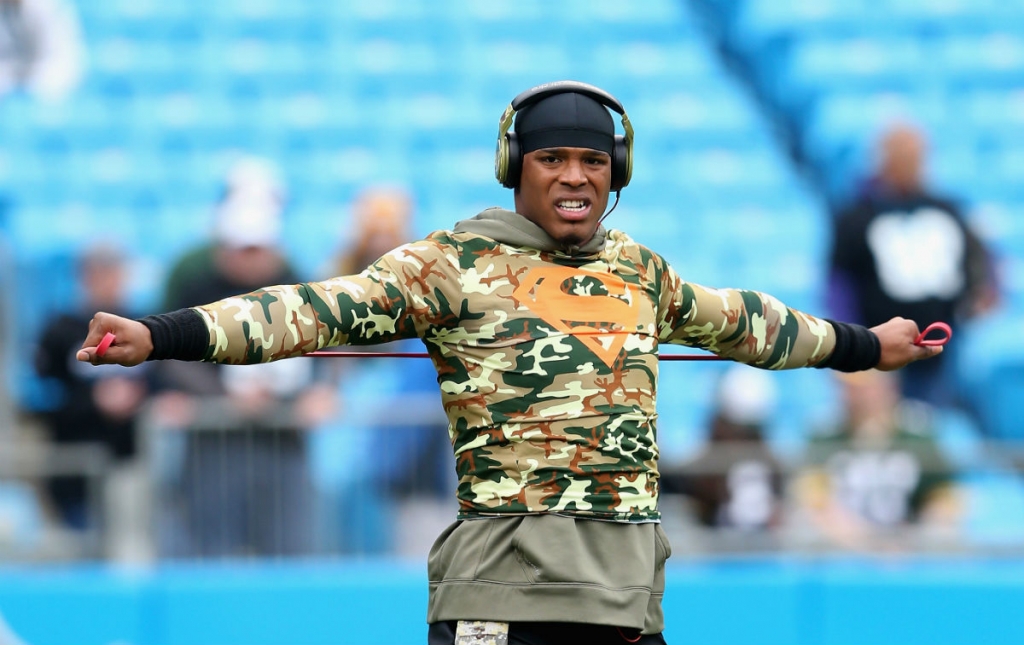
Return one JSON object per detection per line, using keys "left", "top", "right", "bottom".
{"left": 816, "top": 320, "right": 881, "bottom": 372}
{"left": 138, "top": 308, "right": 210, "bottom": 361}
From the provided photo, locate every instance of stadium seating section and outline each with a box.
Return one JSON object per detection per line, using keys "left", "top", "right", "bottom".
{"left": 1, "top": 0, "right": 1023, "bottom": 546}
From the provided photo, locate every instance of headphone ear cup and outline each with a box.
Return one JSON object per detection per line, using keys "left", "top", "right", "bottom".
{"left": 501, "top": 131, "right": 522, "bottom": 189}
{"left": 494, "top": 134, "right": 508, "bottom": 186}
{"left": 610, "top": 135, "right": 630, "bottom": 191}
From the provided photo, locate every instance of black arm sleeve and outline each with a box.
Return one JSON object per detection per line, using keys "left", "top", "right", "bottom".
{"left": 816, "top": 320, "right": 881, "bottom": 373}
{"left": 138, "top": 308, "right": 209, "bottom": 361}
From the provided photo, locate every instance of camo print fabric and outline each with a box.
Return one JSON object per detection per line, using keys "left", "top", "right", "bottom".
{"left": 193, "top": 229, "right": 835, "bottom": 522}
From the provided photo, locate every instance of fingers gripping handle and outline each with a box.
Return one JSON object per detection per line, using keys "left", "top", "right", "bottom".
{"left": 96, "top": 332, "right": 116, "bottom": 357}
{"left": 913, "top": 322, "right": 952, "bottom": 347}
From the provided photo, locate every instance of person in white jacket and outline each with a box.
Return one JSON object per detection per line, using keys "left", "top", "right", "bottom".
{"left": 0, "top": 0, "right": 84, "bottom": 102}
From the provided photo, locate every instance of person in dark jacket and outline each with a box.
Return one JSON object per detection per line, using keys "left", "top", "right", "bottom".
{"left": 34, "top": 244, "right": 148, "bottom": 530}
{"left": 828, "top": 123, "right": 999, "bottom": 409}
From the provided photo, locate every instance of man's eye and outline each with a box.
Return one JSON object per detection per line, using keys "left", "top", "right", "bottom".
{"left": 586, "top": 157, "right": 609, "bottom": 165}
{"left": 542, "top": 156, "right": 559, "bottom": 163}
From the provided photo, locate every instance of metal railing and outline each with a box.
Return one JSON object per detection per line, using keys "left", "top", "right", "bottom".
{"left": 2, "top": 409, "right": 1024, "bottom": 563}
{"left": 0, "top": 441, "right": 110, "bottom": 561}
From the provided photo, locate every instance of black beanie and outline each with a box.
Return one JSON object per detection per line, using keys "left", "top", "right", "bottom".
{"left": 514, "top": 92, "right": 615, "bottom": 155}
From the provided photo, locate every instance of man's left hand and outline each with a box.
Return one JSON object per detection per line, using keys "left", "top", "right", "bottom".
{"left": 872, "top": 317, "right": 943, "bottom": 371}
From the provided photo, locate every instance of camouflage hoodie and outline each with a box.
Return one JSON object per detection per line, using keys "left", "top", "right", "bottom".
{"left": 191, "top": 207, "right": 836, "bottom": 631}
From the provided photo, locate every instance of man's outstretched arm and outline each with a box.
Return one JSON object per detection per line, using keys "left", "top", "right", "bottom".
{"left": 78, "top": 240, "right": 458, "bottom": 368}
{"left": 658, "top": 265, "right": 941, "bottom": 372}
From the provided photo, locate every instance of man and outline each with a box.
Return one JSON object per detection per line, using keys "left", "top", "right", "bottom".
{"left": 33, "top": 244, "right": 148, "bottom": 534}
{"left": 151, "top": 155, "right": 332, "bottom": 558}
{"left": 77, "top": 82, "right": 940, "bottom": 645}
{"left": 660, "top": 366, "right": 786, "bottom": 542}
{"left": 161, "top": 155, "right": 292, "bottom": 311}
{"left": 827, "top": 122, "right": 998, "bottom": 408}
{"left": 794, "top": 370, "right": 961, "bottom": 552}
{"left": 333, "top": 185, "right": 416, "bottom": 276}
{"left": 0, "top": 0, "right": 84, "bottom": 102}
{"left": 327, "top": 185, "right": 456, "bottom": 557}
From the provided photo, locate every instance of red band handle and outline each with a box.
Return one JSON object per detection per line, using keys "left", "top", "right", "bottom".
{"left": 913, "top": 321, "right": 952, "bottom": 347}
{"left": 96, "top": 332, "right": 116, "bottom": 357}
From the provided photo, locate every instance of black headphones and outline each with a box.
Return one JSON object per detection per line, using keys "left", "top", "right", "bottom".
{"left": 494, "top": 81, "right": 634, "bottom": 191}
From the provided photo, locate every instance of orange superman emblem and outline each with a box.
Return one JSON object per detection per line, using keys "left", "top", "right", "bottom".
{"left": 513, "top": 266, "right": 641, "bottom": 367}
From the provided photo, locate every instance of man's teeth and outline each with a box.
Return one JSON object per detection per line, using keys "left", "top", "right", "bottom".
{"left": 558, "top": 200, "right": 586, "bottom": 211}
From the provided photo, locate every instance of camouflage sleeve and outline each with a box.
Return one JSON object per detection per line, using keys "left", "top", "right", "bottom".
{"left": 657, "top": 261, "right": 836, "bottom": 369}
{"left": 192, "top": 239, "right": 459, "bottom": 364}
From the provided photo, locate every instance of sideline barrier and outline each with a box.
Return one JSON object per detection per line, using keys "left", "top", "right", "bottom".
{"left": 2, "top": 558, "right": 1024, "bottom": 645}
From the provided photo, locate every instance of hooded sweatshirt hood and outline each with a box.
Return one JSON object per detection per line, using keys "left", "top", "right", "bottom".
{"left": 453, "top": 208, "right": 607, "bottom": 255}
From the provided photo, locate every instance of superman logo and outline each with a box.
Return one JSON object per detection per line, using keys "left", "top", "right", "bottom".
{"left": 513, "top": 266, "right": 641, "bottom": 367}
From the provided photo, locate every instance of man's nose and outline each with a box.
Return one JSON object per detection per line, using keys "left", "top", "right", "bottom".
{"left": 559, "top": 158, "right": 587, "bottom": 186}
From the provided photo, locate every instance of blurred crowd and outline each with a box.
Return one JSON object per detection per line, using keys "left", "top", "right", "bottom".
{"left": 1, "top": 0, "right": 1022, "bottom": 564}
{"left": 5, "top": 131, "right": 1010, "bottom": 563}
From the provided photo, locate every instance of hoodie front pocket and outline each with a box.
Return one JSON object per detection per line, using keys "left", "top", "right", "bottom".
{"left": 511, "top": 515, "right": 656, "bottom": 590}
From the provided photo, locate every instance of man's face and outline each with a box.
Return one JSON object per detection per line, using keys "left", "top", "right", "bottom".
{"left": 514, "top": 147, "right": 611, "bottom": 247}
{"left": 879, "top": 126, "right": 925, "bottom": 194}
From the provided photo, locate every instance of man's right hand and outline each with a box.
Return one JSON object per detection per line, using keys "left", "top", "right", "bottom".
{"left": 77, "top": 312, "right": 153, "bottom": 367}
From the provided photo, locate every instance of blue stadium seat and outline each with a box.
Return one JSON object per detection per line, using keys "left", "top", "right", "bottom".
{"left": 206, "top": 3, "right": 322, "bottom": 42}
{"left": 800, "top": 89, "right": 956, "bottom": 192}
{"left": 767, "top": 369, "right": 839, "bottom": 458}
{"left": 974, "top": 359, "right": 1024, "bottom": 441}
{"left": 961, "top": 470, "right": 1024, "bottom": 546}
{"left": 195, "top": 39, "right": 320, "bottom": 97}
{"left": 0, "top": 482, "right": 43, "bottom": 552}
{"left": 592, "top": 41, "right": 721, "bottom": 83}
{"left": 963, "top": 200, "right": 1020, "bottom": 256}
{"left": 986, "top": 147, "right": 1024, "bottom": 194}
{"left": 958, "top": 89, "right": 1024, "bottom": 137}
{"left": 933, "top": 408, "right": 986, "bottom": 470}
{"left": 927, "top": 145, "right": 981, "bottom": 199}
{"left": 205, "top": 0, "right": 318, "bottom": 23}
{"left": 884, "top": 0, "right": 1005, "bottom": 29}
{"left": 937, "top": 33, "right": 1024, "bottom": 88}
{"left": 728, "top": 0, "right": 876, "bottom": 59}
{"left": 77, "top": 0, "right": 201, "bottom": 41}
{"left": 90, "top": 38, "right": 194, "bottom": 93}
{"left": 6, "top": 249, "right": 78, "bottom": 410}
{"left": 666, "top": 147, "right": 797, "bottom": 197}
{"left": 630, "top": 84, "right": 770, "bottom": 148}
{"left": 652, "top": 361, "right": 722, "bottom": 460}
{"left": 771, "top": 36, "right": 937, "bottom": 117}
{"left": 0, "top": 0, "right": 853, "bottom": 467}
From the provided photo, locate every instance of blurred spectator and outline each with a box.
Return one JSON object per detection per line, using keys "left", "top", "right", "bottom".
{"left": 793, "top": 370, "right": 962, "bottom": 552}
{"left": 0, "top": 0, "right": 84, "bottom": 102}
{"left": 317, "top": 186, "right": 455, "bottom": 557}
{"left": 661, "top": 366, "right": 785, "bottom": 547}
{"left": 32, "top": 244, "right": 148, "bottom": 535}
{"left": 0, "top": 219, "right": 14, "bottom": 433}
{"left": 827, "top": 122, "right": 999, "bottom": 412}
{"left": 161, "top": 157, "right": 292, "bottom": 311}
{"left": 151, "top": 156, "right": 335, "bottom": 559}
{"left": 334, "top": 185, "right": 415, "bottom": 276}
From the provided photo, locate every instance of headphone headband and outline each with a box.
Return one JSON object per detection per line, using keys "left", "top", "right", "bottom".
{"left": 510, "top": 81, "right": 626, "bottom": 115}
{"left": 495, "top": 81, "right": 634, "bottom": 191}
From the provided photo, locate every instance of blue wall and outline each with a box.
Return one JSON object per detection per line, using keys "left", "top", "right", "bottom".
{"left": 2, "top": 558, "right": 1024, "bottom": 645}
